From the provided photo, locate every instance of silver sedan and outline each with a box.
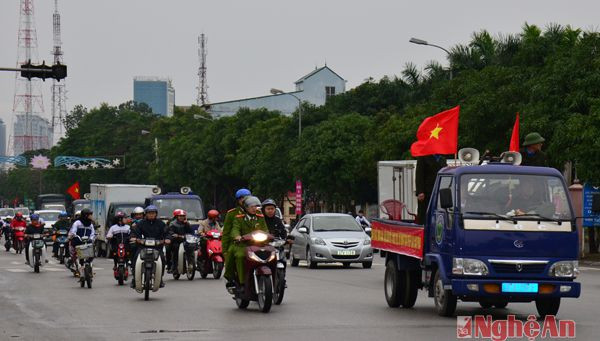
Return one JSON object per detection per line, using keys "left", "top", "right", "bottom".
{"left": 289, "top": 213, "right": 373, "bottom": 269}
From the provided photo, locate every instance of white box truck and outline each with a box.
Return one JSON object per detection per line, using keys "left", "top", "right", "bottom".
{"left": 90, "top": 184, "right": 159, "bottom": 256}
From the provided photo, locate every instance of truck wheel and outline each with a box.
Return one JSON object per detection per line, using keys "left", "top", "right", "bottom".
{"left": 535, "top": 298, "right": 560, "bottom": 318}
{"left": 384, "top": 260, "right": 403, "bottom": 308}
{"left": 433, "top": 270, "right": 457, "bottom": 317}
{"left": 494, "top": 302, "right": 508, "bottom": 309}
{"left": 401, "top": 270, "right": 419, "bottom": 308}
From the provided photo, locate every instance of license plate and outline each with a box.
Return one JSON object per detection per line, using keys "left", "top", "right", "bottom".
{"left": 337, "top": 250, "right": 356, "bottom": 256}
{"left": 501, "top": 282, "right": 538, "bottom": 293}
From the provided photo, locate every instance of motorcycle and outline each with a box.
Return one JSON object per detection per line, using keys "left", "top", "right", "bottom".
{"left": 174, "top": 234, "right": 198, "bottom": 281}
{"left": 197, "top": 229, "right": 224, "bottom": 279}
{"left": 112, "top": 232, "right": 130, "bottom": 285}
{"left": 228, "top": 230, "right": 277, "bottom": 313}
{"left": 134, "top": 238, "right": 164, "bottom": 301}
{"left": 74, "top": 236, "right": 95, "bottom": 289}
{"left": 13, "top": 226, "right": 26, "bottom": 254}
{"left": 28, "top": 233, "right": 47, "bottom": 273}
{"left": 271, "top": 237, "right": 294, "bottom": 305}
{"left": 55, "top": 230, "right": 69, "bottom": 264}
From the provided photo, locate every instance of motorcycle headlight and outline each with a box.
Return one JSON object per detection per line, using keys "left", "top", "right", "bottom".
{"left": 252, "top": 232, "right": 268, "bottom": 242}
{"left": 549, "top": 260, "right": 579, "bottom": 278}
{"left": 312, "top": 237, "right": 326, "bottom": 246}
{"left": 453, "top": 257, "right": 489, "bottom": 276}
{"left": 363, "top": 238, "right": 371, "bottom": 245}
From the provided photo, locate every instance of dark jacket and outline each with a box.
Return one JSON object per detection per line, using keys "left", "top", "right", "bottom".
{"left": 520, "top": 148, "right": 548, "bottom": 167}
{"left": 415, "top": 155, "right": 447, "bottom": 198}
{"left": 167, "top": 220, "right": 194, "bottom": 241}
{"left": 52, "top": 219, "right": 71, "bottom": 232}
{"left": 25, "top": 224, "right": 44, "bottom": 236}
{"left": 264, "top": 215, "right": 287, "bottom": 239}
{"left": 132, "top": 218, "right": 167, "bottom": 241}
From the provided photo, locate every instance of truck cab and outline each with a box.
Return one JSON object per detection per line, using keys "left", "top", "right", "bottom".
{"left": 375, "top": 162, "right": 582, "bottom": 317}
{"left": 145, "top": 192, "right": 205, "bottom": 230}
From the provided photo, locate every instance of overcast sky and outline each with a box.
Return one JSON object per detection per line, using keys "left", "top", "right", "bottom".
{"left": 1, "top": 0, "right": 599, "bottom": 144}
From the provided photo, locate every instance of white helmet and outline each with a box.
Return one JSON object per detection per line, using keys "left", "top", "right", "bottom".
{"left": 133, "top": 206, "right": 144, "bottom": 214}
{"left": 75, "top": 210, "right": 82, "bottom": 217}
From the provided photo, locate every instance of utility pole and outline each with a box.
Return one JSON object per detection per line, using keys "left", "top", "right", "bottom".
{"left": 196, "top": 34, "right": 208, "bottom": 106}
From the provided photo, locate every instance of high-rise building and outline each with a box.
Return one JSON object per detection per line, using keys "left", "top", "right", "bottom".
{"left": 133, "top": 77, "right": 175, "bottom": 116}
{"left": 12, "top": 115, "right": 52, "bottom": 155}
{"left": 0, "top": 119, "right": 6, "bottom": 157}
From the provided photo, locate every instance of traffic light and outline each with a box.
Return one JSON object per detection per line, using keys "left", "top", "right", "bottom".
{"left": 20, "top": 60, "right": 67, "bottom": 81}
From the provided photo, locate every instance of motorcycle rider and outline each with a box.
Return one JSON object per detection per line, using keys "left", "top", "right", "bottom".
{"left": 68, "top": 208, "right": 96, "bottom": 276}
{"left": 199, "top": 209, "right": 222, "bottom": 234}
{"left": 231, "top": 196, "right": 268, "bottom": 287}
{"left": 24, "top": 214, "right": 46, "bottom": 265}
{"left": 106, "top": 211, "right": 131, "bottom": 269}
{"left": 52, "top": 212, "right": 71, "bottom": 257}
{"left": 129, "top": 207, "right": 145, "bottom": 265}
{"left": 223, "top": 188, "right": 252, "bottom": 287}
{"left": 167, "top": 209, "right": 194, "bottom": 273}
{"left": 130, "top": 205, "right": 168, "bottom": 288}
{"left": 261, "top": 199, "right": 287, "bottom": 240}
{"left": 10, "top": 212, "right": 27, "bottom": 245}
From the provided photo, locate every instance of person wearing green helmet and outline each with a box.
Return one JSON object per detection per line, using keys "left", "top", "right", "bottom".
{"left": 520, "top": 132, "right": 548, "bottom": 167}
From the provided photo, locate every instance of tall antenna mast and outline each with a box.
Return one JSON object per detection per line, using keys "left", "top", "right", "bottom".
{"left": 51, "top": 0, "right": 66, "bottom": 141}
{"left": 11, "top": 0, "right": 48, "bottom": 155}
{"left": 196, "top": 34, "right": 208, "bottom": 106}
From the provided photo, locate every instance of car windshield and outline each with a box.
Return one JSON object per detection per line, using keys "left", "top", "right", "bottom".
{"left": 460, "top": 174, "right": 572, "bottom": 220}
{"left": 73, "top": 203, "right": 91, "bottom": 212}
{"left": 0, "top": 208, "right": 15, "bottom": 216}
{"left": 153, "top": 198, "right": 204, "bottom": 220}
{"left": 38, "top": 212, "right": 59, "bottom": 222}
{"left": 312, "top": 216, "right": 363, "bottom": 232}
{"left": 15, "top": 208, "right": 30, "bottom": 215}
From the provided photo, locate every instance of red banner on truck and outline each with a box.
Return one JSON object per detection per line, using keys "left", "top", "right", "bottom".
{"left": 371, "top": 219, "right": 424, "bottom": 260}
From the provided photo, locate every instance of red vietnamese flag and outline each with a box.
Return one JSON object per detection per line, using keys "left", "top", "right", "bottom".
{"left": 410, "top": 106, "right": 460, "bottom": 157}
{"left": 509, "top": 113, "right": 520, "bottom": 152}
{"left": 67, "top": 181, "right": 80, "bottom": 200}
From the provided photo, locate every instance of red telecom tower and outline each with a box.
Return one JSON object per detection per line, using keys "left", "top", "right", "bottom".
{"left": 11, "top": 0, "right": 50, "bottom": 155}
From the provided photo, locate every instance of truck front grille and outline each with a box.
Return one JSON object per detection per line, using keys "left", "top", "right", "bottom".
{"left": 492, "top": 263, "right": 547, "bottom": 274}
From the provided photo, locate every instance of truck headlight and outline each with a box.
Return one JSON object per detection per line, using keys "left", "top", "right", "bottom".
{"left": 312, "top": 237, "right": 326, "bottom": 246}
{"left": 453, "top": 258, "right": 489, "bottom": 276}
{"left": 363, "top": 238, "right": 371, "bottom": 245}
{"left": 549, "top": 260, "right": 579, "bottom": 278}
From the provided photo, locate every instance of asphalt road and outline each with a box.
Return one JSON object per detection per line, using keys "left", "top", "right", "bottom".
{"left": 1, "top": 247, "right": 599, "bottom": 341}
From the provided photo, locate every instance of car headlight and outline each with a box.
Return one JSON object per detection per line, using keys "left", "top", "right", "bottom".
{"left": 363, "top": 238, "right": 371, "bottom": 245}
{"left": 312, "top": 237, "right": 326, "bottom": 246}
{"left": 453, "top": 257, "right": 489, "bottom": 276}
{"left": 549, "top": 260, "right": 579, "bottom": 278}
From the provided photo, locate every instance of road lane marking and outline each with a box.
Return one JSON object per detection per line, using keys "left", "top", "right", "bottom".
{"left": 6, "top": 268, "right": 27, "bottom": 272}
{"left": 580, "top": 266, "right": 600, "bottom": 271}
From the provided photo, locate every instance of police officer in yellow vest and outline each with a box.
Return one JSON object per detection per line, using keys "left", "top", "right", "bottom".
{"left": 231, "top": 196, "right": 268, "bottom": 285}
{"left": 223, "top": 188, "right": 252, "bottom": 287}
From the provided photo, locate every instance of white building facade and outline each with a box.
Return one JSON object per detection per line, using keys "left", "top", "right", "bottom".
{"left": 206, "top": 66, "right": 345, "bottom": 117}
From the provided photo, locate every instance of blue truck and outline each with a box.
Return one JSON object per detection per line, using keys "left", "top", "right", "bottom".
{"left": 373, "top": 158, "right": 585, "bottom": 317}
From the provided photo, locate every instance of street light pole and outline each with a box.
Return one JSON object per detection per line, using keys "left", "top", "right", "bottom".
{"left": 409, "top": 37, "right": 453, "bottom": 80}
{"left": 270, "top": 88, "right": 302, "bottom": 140}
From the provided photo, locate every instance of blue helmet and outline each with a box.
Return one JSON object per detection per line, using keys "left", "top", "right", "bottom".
{"left": 59, "top": 211, "right": 69, "bottom": 218}
{"left": 235, "top": 188, "right": 251, "bottom": 199}
{"left": 144, "top": 205, "right": 158, "bottom": 213}
{"left": 30, "top": 214, "right": 40, "bottom": 221}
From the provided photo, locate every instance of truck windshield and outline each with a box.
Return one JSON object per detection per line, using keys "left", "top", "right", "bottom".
{"left": 460, "top": 174, "right": 572, "bottom": 221}
{"left": 153, "top": 198, "right": 204, "bottom": 220}
{"left": 73, "top": 202, "right": 91, "bottom": 212}
{"left": 38, "top": 212, "right": 60, "bottom": 222}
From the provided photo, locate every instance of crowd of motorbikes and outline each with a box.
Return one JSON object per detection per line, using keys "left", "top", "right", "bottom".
{"left": 0, "top": 213, "right": 291, "bottom": 312}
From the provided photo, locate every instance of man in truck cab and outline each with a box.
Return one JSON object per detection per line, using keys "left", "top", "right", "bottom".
{"left": 507, "top": 178, "right": 555, "bottom": 217}
{"left": 416, "top": 155, "right": 447, "bottom": 224}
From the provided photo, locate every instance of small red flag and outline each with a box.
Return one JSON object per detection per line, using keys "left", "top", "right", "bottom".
{"left": 410, "top": 106, "right": 460, "bottom": 157}
{"left": 67, "top": 181, "right": 80, "bottom": 200}
{"left": 509, "top": 113, "right": 520, "bottom": 152}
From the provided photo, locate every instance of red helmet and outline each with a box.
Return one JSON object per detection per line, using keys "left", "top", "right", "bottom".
{"left": 173, "top": 209, "right": 186, "bottom": 217}
{"left": 15, "top": 212, "right": 23, "bottom": 218}
{"left": 116, "top": 211, "right": 126, "bottom": 218}
{"left": 208, "top": 210, "right": 219, "bottom": 219}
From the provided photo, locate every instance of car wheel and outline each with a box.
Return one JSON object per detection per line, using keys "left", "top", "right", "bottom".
{"left": 362, "top": 261, "right": 372, "bottom": 269}
{"left": 290, "top": 251, "right": 299, "bottom": 267}
{"left": 343, "top": 263, "right": 351, "bottom": 268}
{"left": 306, "top": 248, "right": 317, "bottom": 269}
